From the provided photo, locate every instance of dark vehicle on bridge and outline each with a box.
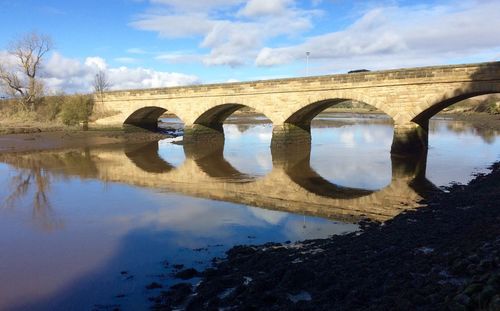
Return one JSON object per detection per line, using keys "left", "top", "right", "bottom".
{"left": 348, "top": 69, "right": 370, "bottom": 73}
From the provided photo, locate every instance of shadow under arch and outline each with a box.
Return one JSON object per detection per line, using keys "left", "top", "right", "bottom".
{"left": 193, "top": 104, "right": 247, "bottom": 130}
{"left": 413, "top": 91, "right": 500, "bottom": 126}
{"left": 124, "top": 141, "right": 176, "bottom": 173}
{"left": 123, "top": 106, "right": 167, "bottom": 130}
{"left": 413, "top": 62, "right": 500, "bottom": 125}
{"left": 183, "top": 140, "right": 256, "bottom": 182}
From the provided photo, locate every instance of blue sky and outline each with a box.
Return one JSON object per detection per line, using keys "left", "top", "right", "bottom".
{"left": 0, "top": 0, "right": 499, "bottom": 93}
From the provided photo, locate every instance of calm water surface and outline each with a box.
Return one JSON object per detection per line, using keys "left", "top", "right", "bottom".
{"left": 0, "top": 114, "right": 499, "bottom": 310}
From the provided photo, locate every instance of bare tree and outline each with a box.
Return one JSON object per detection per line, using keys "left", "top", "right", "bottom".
{"left": 0, "top": 31, "right": 53, "bottom": 111}
{"left": 93, "top": 70, "right": 111, "bottom": 97}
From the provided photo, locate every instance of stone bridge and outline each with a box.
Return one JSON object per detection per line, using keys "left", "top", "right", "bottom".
{"left": 0, "top": 140, "right": 437, "bottom": 223}
{"left": 93, "top": 62, "right": 500, "bottom": 154}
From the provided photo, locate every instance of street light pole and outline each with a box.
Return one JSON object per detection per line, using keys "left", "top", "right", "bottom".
{"left": 306, "top": 51, "right": 310, "bottom": 76}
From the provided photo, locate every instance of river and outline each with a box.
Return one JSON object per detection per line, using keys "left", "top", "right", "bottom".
{"left": 0, "top": 113, "right": 499, "bottom": 310}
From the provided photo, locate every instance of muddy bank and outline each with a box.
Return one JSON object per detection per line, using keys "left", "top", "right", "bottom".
{"left": 435, "top": 112, "right": 500, "bottom": 131}
{"left": 153, "top": 163, "right": 500, "bottom": 310}
{"left": 0, "top": 129, "right": 170, "bottom": 154}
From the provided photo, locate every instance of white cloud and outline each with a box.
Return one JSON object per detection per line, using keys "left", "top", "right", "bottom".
{"left": 155, "top": 52, "right": 202, "bottom": 63}
{"left": 128, "top": 0, "right": 500, "bottom": 71}
{"left": 131, "top": 13, "right": 214, "bottom": 38}
{"left": 149, "top": 0, "right": 244, "bottom": 13}
{"left": 257, "top": 132, "right": 272, "bottom": 141}
{"left": 126, "top": 48, "right": 148, "bottom": 54}
{"left": 0, "top": 50, "right": 20, "bottom": 69}
{"left": 84, "top": 57, "right": 108, "bottom": 70}
{"left": 0, "top": 52, "right": 200, "bottom": 94}
{"left": 248, "top": 207, "right": 287, "bottom": 225}
{"left": 340, "top": 131, "right": 355, "bottom": 148}
{"left": 131, "top": 0, "right": 316, "bottom": 66}
{"left": 237, "top": 0, "right": 293, "bottom": 17}
{"left": 45, "top": 53, "right": 86, "bottom": 78}
{"left": 255, "top": 1, "right": 500, "bottom": 71}
{"left": 255, "top": 47, "right": 294, "bottom": 67}
{"left": 107, "top": 66, "right": 199, "bottom": 90}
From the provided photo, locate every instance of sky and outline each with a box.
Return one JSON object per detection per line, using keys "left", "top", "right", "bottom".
{"left": 0, "top": 0, "right": 499, "bottom": 93}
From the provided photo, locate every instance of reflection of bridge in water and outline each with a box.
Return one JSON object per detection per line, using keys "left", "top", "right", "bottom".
{"left": 0, "top": 141, "right": 438, "bottom": 223}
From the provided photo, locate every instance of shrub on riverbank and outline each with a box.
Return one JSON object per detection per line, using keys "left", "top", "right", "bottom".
{"left": 475, "top": 95, "right": 500, "bottom": 114}
{"left": 59, "top": 95, "right": 94, "bottom": 126}
{"left": 0, "top": 94, "right": 94, "bottom": 127}
{"left": 38, "top": 94, "right": 66, "bottom": 121}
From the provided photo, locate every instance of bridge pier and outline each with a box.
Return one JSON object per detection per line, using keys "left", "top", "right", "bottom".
{"left": 271, "top": 136, "right": 311, "bottom": 169}
{"left": 271, "top": 123, "right": 311, "bottom": 148}
{"left": 183, "top": 132, "right": 225, "bottom": 160}
{"left": 183, "top": 124, "right": 225, "bottom": 146}
{"left": 391, "top": 151, "right": 427, "bottom": 180}
{"left": 391, "top": 121, "right": 429, "bottom": 155}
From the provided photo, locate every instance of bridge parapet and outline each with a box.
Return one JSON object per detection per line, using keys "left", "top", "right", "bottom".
{"left": 98, "top": 62, "right": 497, "bottom": 100}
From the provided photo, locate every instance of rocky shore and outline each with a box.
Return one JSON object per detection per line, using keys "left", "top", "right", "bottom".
{"left": 153, "top": 163, "right": 500, "bottom": 310}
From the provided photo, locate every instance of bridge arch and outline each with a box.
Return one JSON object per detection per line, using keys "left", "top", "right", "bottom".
{"left": 193, "top": 103, "right": 247, "bottom": 129}
{"left": 123, "top": 106, "right": 186, "bottom": 131}
{"left": 282, "top": 93, "right": 389, "bottom": 131}
{"left": 412, "top": 90, "right": 500, "bottom": 125}
{"left": 391, "top": 85, "right": 500, "bottom": 155}
{"left": 284, "top": 97, "right": 390, "bottom": 131}
{"left": 185, "top": 103, "right": 273, "bottom": 144}
{"left": 192, "top": 103, "right": 272, "bottom": 128}
{"left": 272, "top": 96, "right": 392, "bottom": 147}
{"left": 124, "top": 106, "right": 166, "bottom": 129}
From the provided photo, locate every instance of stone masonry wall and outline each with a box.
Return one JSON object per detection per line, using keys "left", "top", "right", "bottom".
{"left": 94, "top": 62, "right": 500, "bottom": 128}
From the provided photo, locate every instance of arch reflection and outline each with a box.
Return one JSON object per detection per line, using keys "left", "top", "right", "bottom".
{"left": 271, "top": 142, "right": 374, "bottom": 199}
{"left": 0, "top": 139, "right": 439, "bottom": 225}
{"left": 125, "top": 141, "right": 175, "bottom": 173}
{"left": 183, "top": 140, "right": 254, "bottom": 182}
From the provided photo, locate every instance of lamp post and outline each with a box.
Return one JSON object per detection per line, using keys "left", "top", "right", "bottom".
{"left": 306, "top": 51, "right": 310, "bottom": 76}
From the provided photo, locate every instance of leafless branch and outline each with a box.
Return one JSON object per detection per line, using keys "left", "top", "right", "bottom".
{"left": 0, "top": 31, "right": 52, "bottom": 111}
{"left": 93, "top": 70, "right": 111, "bottom": 95}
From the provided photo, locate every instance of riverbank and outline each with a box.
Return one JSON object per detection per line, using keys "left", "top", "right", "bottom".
{"left": 153, "top": 162, "right": 500, "bottom": 310}
{"left": 434, "top": 112, "right": 500, "bottom": 131}
{"left": 0, "top": 128, "right": 169, "bottom": 154}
